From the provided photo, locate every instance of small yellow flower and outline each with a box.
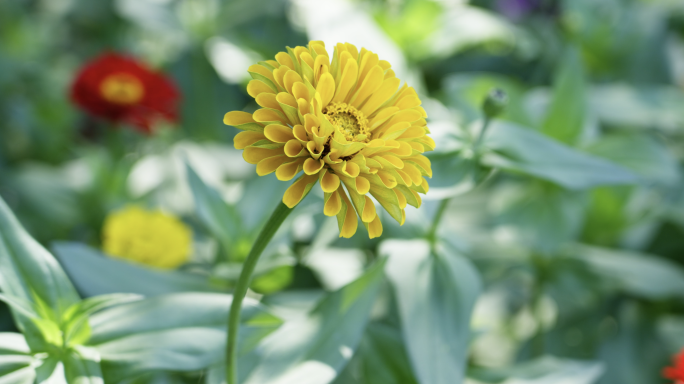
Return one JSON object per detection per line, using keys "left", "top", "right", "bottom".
{"left": 102, "top": 206, "right": 192, "bottom": 269}
{"left": 225, "top": 41, "right": 434, "bottom": 239}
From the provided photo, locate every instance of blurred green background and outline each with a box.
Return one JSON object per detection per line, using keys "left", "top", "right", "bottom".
{"left": 2, "top": 0, "right": 684, "bottom": 383}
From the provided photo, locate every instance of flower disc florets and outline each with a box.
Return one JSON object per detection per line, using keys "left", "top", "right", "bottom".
{"left": 224, "top": 41, "right": 435, "bottom": 238}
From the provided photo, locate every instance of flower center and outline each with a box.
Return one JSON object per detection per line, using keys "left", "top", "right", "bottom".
{"left": 324, "top": 102, "right": 370, "bottom": 143}
{"left": 100, "top": 73, "right": 144, "bottom": 105}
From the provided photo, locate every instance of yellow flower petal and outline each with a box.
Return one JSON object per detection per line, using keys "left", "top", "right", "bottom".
{"left": 323, "top": 190, "right": 342, "bottom": 216}
{"left": 337, "top": 188, "right": 358, "bottom": 238}
{"left": 282, "top": 174, "right": 318, "bottom": 208}
{"left": 303, "top": 158, "right": 324, "bottom": 175}
{"left": 234, "top": 131, "right": 266, "bottom": 150}
{"left": 276, "top": 158, "right": 305, "bottom": 181}
{"left": 361, "top": 195, "right": 376, "bottom": 223}
{"left": 247, "top": 80, "right": 276, "bottom": 98}
{"left": 316, "top": 73, "right": 336, "bottom": 107}
{"left": 243, "top": 146, "right": 284, "bottom": 164}
{"left": 332, "top": 53, "right": 359, "bottom": 103}
{"left": 366, "top": 215, "right": 383, "bottom": 239}
{"left": 257, "top": 155, "right": 287, "bottom": 176}
{"left": 319, "top": 169, "right": 341, "bottom": 193}
{"left": 264, "top": 124, "right": 294, "bottom": 143}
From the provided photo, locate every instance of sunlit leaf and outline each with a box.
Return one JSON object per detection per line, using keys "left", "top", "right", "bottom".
{"left": 238, "top": 259, "right": 387, "bottom": 384}
{"left": 482, "top": 121, "right": 639, "bottom": 189}
{"left": 567, "top": 245, "right": 684, "bottom": 300}
{"left": 87, "top": 293, "right": 282, "bottom": 382}
{"left": 52, "top": 242, "right": 223, "bottom": 297}
{"left": 541, "top": 47, "right": 586, "bottom": 144}
{"left": 384, "top": 239, "right": 481, "bottom": 384}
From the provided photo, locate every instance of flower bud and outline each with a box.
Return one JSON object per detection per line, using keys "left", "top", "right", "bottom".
{"left": 482, "top": 88, "right": 508, "bottom": 119}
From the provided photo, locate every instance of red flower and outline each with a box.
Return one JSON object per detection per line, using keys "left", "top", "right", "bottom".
{"left": 664, "top": 349, "right": 684, "bottom": 384}
{"left": 70, "top": 52, "right": 180, "bottom": 133}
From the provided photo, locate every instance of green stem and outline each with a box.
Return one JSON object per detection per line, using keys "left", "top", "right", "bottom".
{"left": 427, "top": 197, "right": 450, "bottom": 244}
{"left": 427, "top": 116, "right": 493, "bottom": 246}
{"left": 473, "top": 115, "right": 492, "bottom": 152}
{"left": 226, "top": 201, "right": 293, "bottom": 384}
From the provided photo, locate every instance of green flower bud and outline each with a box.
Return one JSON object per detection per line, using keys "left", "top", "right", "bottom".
{"left": 482, "top": 88, "right": 508, "bottom": 119}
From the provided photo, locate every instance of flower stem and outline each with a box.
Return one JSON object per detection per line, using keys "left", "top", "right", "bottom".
{"left": 226, "top": 201, "right": 293, "bottom": 384}
{"left": 473, "top": 115, "right": 492, "bottom": 152}
{"left": 427, "top": 116, "right": 493, "bottom": 246}
{"left": 427, "top": 197, "right": 450, "bottom": 244}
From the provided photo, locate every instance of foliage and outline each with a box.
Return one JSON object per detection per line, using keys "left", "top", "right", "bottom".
{"left": 2, "top": 0, "right": 684, "bottom": 383}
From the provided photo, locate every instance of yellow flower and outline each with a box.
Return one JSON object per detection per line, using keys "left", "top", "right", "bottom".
{"left": 224, "top": 41, "right": 434, "bottom": 239}
{"left": 102, "top": 206, "right": 192, "bottom": 269}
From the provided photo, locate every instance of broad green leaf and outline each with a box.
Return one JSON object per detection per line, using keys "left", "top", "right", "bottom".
{"left": 0, "top": 293, "right": 38, "bottom": 320}
{"left": 185, "top": 163, "right": 243, "bottom": 260}
{"left": 470, "top": 355, "right": 604, "bottom": 384}
{"left": 63, "top": 346, "right": 103, "bottom": 384}
{"left": 240, "top": 259, "right": 387, "bottom": 384}
{"left": 482, "top": 121, "right": 638, "bottom": 189}
{"left": 589, "top": 85, "right": 684, "bottom": 133}
{"left": 384, "top": 239, "right": 481, "bottom": 384}
{"left": 597, "top": 302, "right": 665, "bottom": 384}
{"left": 62, "top": 294, "right": 143, "bottom": 347}
{"left": 0, "top": 334, "right": 35, "bottom": 381}
{"left": 567, "top": 245, "right": 684, "bottom": 300}
{"left": 585, "top": 132, "right": 679, "bottom": 185}
{"left": 52, "top": 242, "right": 223, "bottom": 297}
{"left": 333, "top": 323, "right": 419, "bottom": 384}
{"left": 0, "top": 363, "right": 36, "bottom": 384}
{"left": 0, "top": 196, "right": 79, "bottom": 323}
{"left": 541, "top": 47, "right": 586, "bottom": 144}
{"left": 35, "top": 357, "right": 66, "bottom": 384}
{"left": 0, "top": 333, "right": 30, "bottom": 354}
{"left": 87, "top": 293, "right": 282, "bottom": 382}
{"left": 493, "top": 181, "right": 586, "bottom": 253}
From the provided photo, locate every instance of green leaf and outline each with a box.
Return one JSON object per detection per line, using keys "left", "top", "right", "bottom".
{"left": 589, "top": 85, "right": 684, "bottom": 133}
{"left": 541, "top": 47, "right": 587, "bottom": 144}
{"left": 62, "top": 294, "right": 143, "bottom": 347}
{"left": 585, "top": 132, "right": 680, "bottom": 185}
{"left": 35, "top": 357, "right": 66, "bottom": 384}
{"left": 86, "top": 293, "right": 282, "bottom": 382}
{"left": 52, "top": 242, "right": 223, "bottom": 297}
{"left": 0, "top": 334, "right": 35, "bottom": 381}
{"left": 63, "top": 346, "right": 103, "bottom": 384}
{"left": 0, "top": 363, "right": 36, "bottom": 384}
{"left": 0, "top": 196, "right": 80, "bottom": 323}
{"left": 482, "top": 121, "right": 638, "bottom": 189}
{"left": 567, "top": 245, "right": 684, "bottom": 300}
{"left": 250, "top": 265, "right": 294, "bottom": 295}
{"left": 0, "top": 293, "right": 38, "bottom": 320}
{"left": 470, "top": 355, "right": 604, "bottom": 383}
{"left": 0, "top": 333, "right": 30, "bottom": 355}
{"left": 493, "top": 182, "right": 586, "bottom": 253}
{"left": 185, "top": 163, "right": 243, "bottom": 259}
{"left": 383, "top": 239, "right": 481, "bottom": 384}
{"left": 239, "top": 259, "right": 387, "bottom": 384}
{"left": 334, "top": 323, "right": 418, "bottom": 384}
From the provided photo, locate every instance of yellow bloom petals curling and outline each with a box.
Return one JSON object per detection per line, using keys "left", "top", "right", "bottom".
{"left": 102, "top": 205, "right": 192, "bottom": 269}
{"left": 225, "top": 41, "right": 434, "bottom": 239}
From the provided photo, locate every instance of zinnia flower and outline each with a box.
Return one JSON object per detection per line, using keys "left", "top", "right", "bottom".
{"left": 70, "top": 52, "right": 180, "bottom": 133}
{"left": 224, "top": 41, "right": 434, "bottom": 239}
{"left": 664, "top": 349, "right": 684, "bottom": 384}
{"left": 102, "top": 206, "right": 191, "bottom": 269}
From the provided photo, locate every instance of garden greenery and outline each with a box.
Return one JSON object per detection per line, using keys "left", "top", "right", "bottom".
{"left": 2, "top": 0, "right": 684, "bottom": 383}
